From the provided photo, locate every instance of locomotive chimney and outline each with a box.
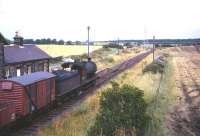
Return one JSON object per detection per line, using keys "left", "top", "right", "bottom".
{"left": 14, "top": 31, "right": 24, "bottom": 47}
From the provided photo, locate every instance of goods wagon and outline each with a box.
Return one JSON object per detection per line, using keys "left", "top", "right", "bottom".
{"left": 0, "top": 72, "right": 56, "bottom": 118}
{"left": 0, "top": 58, "right": 98, "bottom": 129}
{"left": 0, "top": 101, "right": 15, "bottom": 127}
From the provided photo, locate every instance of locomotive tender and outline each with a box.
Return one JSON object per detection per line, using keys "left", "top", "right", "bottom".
{"left": 0, "top": 58, "right": 97, "bottom": 128}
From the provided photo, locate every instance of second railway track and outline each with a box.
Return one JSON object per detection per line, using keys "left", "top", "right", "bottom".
{"left": 8, "top": 49, "right": 153, "bottom": 136}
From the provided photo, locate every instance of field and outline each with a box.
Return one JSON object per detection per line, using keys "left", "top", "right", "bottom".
{"left": 38, "top": 48, "right": 179, "bottom": 136}
{"left": 37, "top": 45, "right": 102, "bottom": 58}
{"left": 167, "top": 46, "right": 200, "bottom": 136}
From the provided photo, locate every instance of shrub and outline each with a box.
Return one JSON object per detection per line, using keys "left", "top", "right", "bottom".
{"left": 107, "top": 57, "right": 115, "bottom": 63}
{"left": 143, "top": 61, "right": 165, "bottom": 74}
{"left": 73, "top": 103, "right": 90, "bottom": 116}
{"left": 87, "top": 82, "right": 150, "bottom": 136}
{"left": 80, "top": 53, "right": 88, "bottom": 59}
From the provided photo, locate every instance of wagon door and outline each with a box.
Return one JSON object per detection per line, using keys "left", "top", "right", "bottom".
{"left": 38, "top": 81, "right": 46, "bottom": 108}
{"left": 46, "top": 79, "right": 51, "bottom": 104}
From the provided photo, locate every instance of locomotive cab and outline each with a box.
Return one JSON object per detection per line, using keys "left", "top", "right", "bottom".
{"left": 61, "top": 58, "right": 97, "bottom": 80}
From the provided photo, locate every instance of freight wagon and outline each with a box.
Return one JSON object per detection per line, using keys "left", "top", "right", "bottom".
{"left": 0, "top": 72, "right": 56, "bottom": 122}
{"left": 0, "top": 58, "right": 98, "bottom": 129}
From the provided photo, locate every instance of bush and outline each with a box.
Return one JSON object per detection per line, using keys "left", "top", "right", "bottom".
{"left": 143, "top": 61, "right": 165, "bottom": 74}
{"left": 70, "top": 53, "right": 88, "bottom": 60}
{"left": 87, "top": 82, "right": 150, "bottom": 136}
{"left": 103, "top": 45, "right": 124, "bottom": 49}
{"left": 107, "top": 57, "right": 115, "bottom": 63}
{"left": 73, "top": 103, "right": 90, "bottom": 116}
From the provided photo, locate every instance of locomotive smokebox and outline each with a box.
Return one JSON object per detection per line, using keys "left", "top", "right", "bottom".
{"left": 85, "top": 58, "right": 97, "bottom": 75}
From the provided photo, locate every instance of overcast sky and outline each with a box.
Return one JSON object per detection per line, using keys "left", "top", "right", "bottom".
{"left": 0, "top": 0, "right": 200, "bottom": 41}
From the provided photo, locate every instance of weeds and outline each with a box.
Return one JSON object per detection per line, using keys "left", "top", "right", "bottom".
{"left": 144, "top": 56, "right": 179, "bottom": 136}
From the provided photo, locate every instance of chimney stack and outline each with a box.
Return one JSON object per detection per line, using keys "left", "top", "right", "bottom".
{"left": 14, "top": 31, "right": 23, "bottom": 46}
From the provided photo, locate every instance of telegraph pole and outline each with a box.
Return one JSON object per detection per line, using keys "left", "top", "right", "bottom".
{"left": 87, "top": 26, "right": 90, "bottom": 58}
{"left": 153, "top": 35, "right": 155, "bottom": 61}
{"left": 117, "top": 37, "right": 120, "bottom": 54}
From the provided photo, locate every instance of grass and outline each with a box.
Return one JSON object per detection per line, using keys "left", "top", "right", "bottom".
{"left": 39, "top": 96, "right": 100, "bottom": 136}
{"left": 38, "top": 48, "right": 178, "bottom": 136}
{"left": 92, "top": 47, "right": 146, "bottom": 70}
{"left": 144, "top": 56, "right": 179, "bottom": 136}
{"left": 37, "top": 45, "right": 102, "bottom": 58}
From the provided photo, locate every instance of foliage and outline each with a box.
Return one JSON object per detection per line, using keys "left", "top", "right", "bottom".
{"left": 73, "top": 103, "right": 90, "bottom": 116}
{"left": 87, "top": 82, "right": 150, "bottom": 136}
{"left": 70, "top": 53, "right": 88, "bottom": 60}
{"left": 66, "top": 40, "right": 72, "bottom": 45}
{"left": 143, "top": 61, "right": 165, "bottom": 74}
{"left": 107, "top": 57, "right": 115, "bottom": 63}
{"left": 103, "top": 44, "right": 124, "bottom": 49}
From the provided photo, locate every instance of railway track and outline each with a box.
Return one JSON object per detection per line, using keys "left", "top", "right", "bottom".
{"left": 7, "top": 49, "right": 153, "bottom": 136}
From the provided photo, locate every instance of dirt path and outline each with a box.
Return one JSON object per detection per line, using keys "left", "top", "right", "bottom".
{"left": 167, "top": 46, "right": 200, "bottom": 136}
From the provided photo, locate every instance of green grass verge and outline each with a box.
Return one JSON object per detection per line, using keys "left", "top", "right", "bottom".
{"left": 144, "top": 56, "right": 179, "bottom": 136}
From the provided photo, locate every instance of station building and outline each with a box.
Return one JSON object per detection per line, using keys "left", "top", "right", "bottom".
{"left": 0, "top": 32, "right": 51, "bottom": 79}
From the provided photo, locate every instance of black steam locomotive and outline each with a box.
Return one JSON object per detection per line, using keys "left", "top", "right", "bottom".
{"left": 53, "top": 58, "right": 98, "bottom": 99}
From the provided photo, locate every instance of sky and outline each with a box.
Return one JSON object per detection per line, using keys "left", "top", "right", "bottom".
{"left": 0, "top": 0, "right": 200, "bottom": 41}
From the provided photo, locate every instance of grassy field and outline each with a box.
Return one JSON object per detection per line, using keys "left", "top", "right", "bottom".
{"left": 37, "top": 45, "right": 102, "bottom": 58}
{"left": 92, "top": 47, "right": 146, "bottom": 70}
{"left": 38, "top": 48, "right": 178, "bottom": 136}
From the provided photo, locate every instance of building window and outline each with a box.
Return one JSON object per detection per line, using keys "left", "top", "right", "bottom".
{"left": 38, "top": 63, "right": 44, "bottom": 71}
{"left": 5, "top": 68, "right": 10, "bottom": 78}
{"left": 27, "top": 65, "right": 32, "bottom": 74}
{"left": 23, "top": 66, "right": 27, "bottom": 75}
{"left": 33, "top": 63, "right": 37, "bottom": 72}
{"left": 9, "top": 67, "right": 15, "bottom": 77}
{"left": 44, "top": 62, "right": 48, "bottom": 72}
{"left": 16, "top": 68, "right": 21, "bottom": 77}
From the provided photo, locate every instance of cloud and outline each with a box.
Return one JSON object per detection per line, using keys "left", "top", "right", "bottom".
{"left": 0, "top": 0, "right": 200, "bottom": 40}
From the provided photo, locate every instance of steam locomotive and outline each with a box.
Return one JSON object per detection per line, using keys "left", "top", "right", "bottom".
{"left": 0, "top": 58, "right": 97, "bottom": 128}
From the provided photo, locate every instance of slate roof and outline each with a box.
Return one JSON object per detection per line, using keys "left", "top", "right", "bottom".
{"left": 4, "top": 45, "right": 51, "bottom": 64}
{"left": 8, "top": 71, "right": 56, "bottom": 86}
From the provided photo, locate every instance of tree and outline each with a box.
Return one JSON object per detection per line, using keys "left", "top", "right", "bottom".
{"left": 46, "top": 38, "right": 51, "bottom": 44}
{"left": 66, "top": 40, "right": 72, "bottom": 45}
{"left": 23, "top": 39, "right": 35, "bottom": 44}
{"left": 75, "top": 40, "right": 81, "bottom": 45}
{"left": 58, "top": 39, "right": 64, "bottom": 45}
{"left": 52, "top": 39, "right": 57, "bottom": 44}
{"left": 35, "top": 39, "right": 41, "bottom": 44}
{"left": 87, "top": 82, "right": 150, "bottom": 136}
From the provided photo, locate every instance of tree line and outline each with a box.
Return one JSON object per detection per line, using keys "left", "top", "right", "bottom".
{"left": 23, "top": 38, "right": 83, "bottom": 45}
